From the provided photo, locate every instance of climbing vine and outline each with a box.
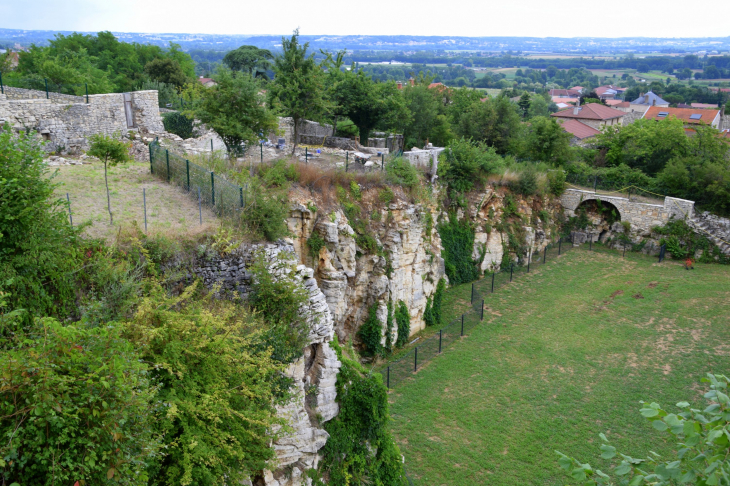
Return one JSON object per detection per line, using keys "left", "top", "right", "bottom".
{"left": 437, "top": 216, "right": 481, "bottom": 285}
{"left": 318, "top": 337, "right": 408, "bottom": 486}
{"left": 358, "top": 303, "right": 383, "bottom": 357}
{"left": 395, "top": 301, "right": 410, "bottom": 348}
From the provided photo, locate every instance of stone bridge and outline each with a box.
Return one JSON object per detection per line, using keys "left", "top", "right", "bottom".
{"left": 560, "top": 189, "right": 695, "bottom": 232}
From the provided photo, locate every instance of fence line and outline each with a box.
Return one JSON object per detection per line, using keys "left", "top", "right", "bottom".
{"left": 148, "top": 141, "right": 248, "bottom": 218}
{"left": 0, "top": 73, "right": 90, "bottom": 103}
{"left": 382, "top": 235, "right": 666, "bottom": 390}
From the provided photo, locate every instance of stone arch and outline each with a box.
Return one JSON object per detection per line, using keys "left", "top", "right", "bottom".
{"left": 575, "top": 197, "right": 623, "bottom": 224}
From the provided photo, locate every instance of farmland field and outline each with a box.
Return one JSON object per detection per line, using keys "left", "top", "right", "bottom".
{"left": 389, "top": 248, "right": 730, "bottom": 485}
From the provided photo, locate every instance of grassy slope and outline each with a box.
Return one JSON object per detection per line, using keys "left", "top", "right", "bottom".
{"left": 53, "top": 161, "right": 216, "bottom": 241}
{"left": 389, "top": 248, "right": 730, "bottom": 485}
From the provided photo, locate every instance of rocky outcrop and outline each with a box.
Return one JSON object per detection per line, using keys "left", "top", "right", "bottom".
{"left": 288, "top": 200, "right": 445, "bottom": 344}
{"left": 191, "top": 242, "right": 341, "bottom": 486}
{"left": 690, "top": 212, "right": 730, "bottom": 256}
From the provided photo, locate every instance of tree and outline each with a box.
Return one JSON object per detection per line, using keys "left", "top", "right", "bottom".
{"left": 546, "top": 65, "right": 558, "bottom": 78}
{"left": 556, "top": 373, "right": 730, "bottom": 486}
{"left": 637, "top": 62, "right": 650, "bottom": 73}
{"left": 267, "top": 30, "right": 329, "bottom": 154}
{"left": 527, "top": 95, "right": 551, "bottom": 118}
{"left": 518, "top": 92, "right": 531, "bottom": 118}
{"left": 87, "top": 133, "right": 132, "bottom": 225}
{"left": 438, "top": 138, "right": 505, "bottom": 194}
{"left": 185, "top": 69, "right": 277, "bottom": 157}
{"left": 456, "top": 95, "right": 521, "bottom": 155}
{"left": 402, "top": 80, "right": 452, "bottom": 147}
{"left": 517, "top": 116, "right": 572, "bottom": 165}
{"left": 223, "top": 45, "right": 273, "bottom": 78}
{"left": 144, "top": 57, "right": 188, "bottom": 88}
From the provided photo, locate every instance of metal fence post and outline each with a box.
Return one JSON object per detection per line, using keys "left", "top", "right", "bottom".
{"left": 198, "top": 187, "right": 202, "bottom": 225}
{"left": 44, "top": 78, "right": 49, "bottom": 99}
{"left": 593, "top": 176, "right": 598, "bottom": 193}
{"left": 414, "top": 348, "right": 418, "bottom": 372}
{"left": 165, "top": 149, "right": 170, "bottom": 182}
{"left": 211, "top": 172, "right": 215, "bottom": 206}
{"left": 186, "top": 160, "right": 190, "bottom": 191}
{"left": 481, "top": 300, "right": 484, "bottom": 321}
{"left": 305, "top": 147, "right": 308, "bottom": 163}
{"left": 381, "top": 153, "right": 384, "bottom": 171}
{"left": 345, "top": 152, "right": 349, "bottom": 171}
{"left": 85, "top": 83, "right": 88, "bottom": 104}
{"left": 239, "top": 187, "right": 244, "bottom": 208}
{"left": 527, "top": 253, "right": 531, "bottom": 273}
{"left": 471, "top": 283, "right": 474, "bottom": 304}
{"left": 439, "top": 329, "right": 442, "bottom": 353}
{"left": 387, "top": 366, "right": 390, "bottom": 389}
{"left": 559, "top": 238, "right": 562, "bottom": 255}
{"left": 0, "top": 71, "right": 3, "bottom": 94}
{"left": 143, "top": 188, "right": 147, "bottom": 233}
{"left": 149, "top": 143, "right": 153, "bottom": 174}
{"left": 491, "top": 272, "right": 495, "bottom": 293}
{"left": 623, "top": 245, "right": 626, "bottom": 258}
{"left": 66, "top": 193, "right": 72, "bottom": 226}
{"left": 543, "top": 247, "right": 547, "bottom": 263}
{"left": 260, "top": 142, "right": 263, "bottom": 165}
{"left": 589, "top": 238, "right": 592, "bottom": 251}
{"left": 461, "top": 314, "right": 464, "bottom": 336}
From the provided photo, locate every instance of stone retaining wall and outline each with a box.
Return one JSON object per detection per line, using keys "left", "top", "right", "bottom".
{"left": 0, "top": 90, "right": 164, "bottom": 152}
{"left": 2, "top": 85, "right": 85, "bottom": 103}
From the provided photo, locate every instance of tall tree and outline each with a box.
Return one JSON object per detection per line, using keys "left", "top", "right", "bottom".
{"left": 267, "top": 30, "right": 329, "bottom": 153}
{"left": 184, "top": 69, "right": 277, "bottom": 157}
{"left": 223, "top": 45, "right": 273, "bottom": 78}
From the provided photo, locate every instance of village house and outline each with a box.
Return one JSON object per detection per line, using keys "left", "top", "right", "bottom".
{"left": 549, "top": 88, "right": 582, "bottom": 98}
{"left": 197, "top": 76, "right": 217, "bottom": 87}
{"left": 629, "top": 90, "right": 669, "bottom": 113}
{"left": 594, "top": 85, "right": 626, "bottom": 100}
{"left": 642, "top": 106, "right": 724, "bottom": 130}
{"left": 556, "top": 118, "right": 602, "bottom": 144}
{"left": 551, "top": 102, "right": 625, "bottom": 130}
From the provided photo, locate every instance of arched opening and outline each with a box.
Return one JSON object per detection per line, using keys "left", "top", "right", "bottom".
{"left": 576, "top": 199, "right": 621, "bottom": 225}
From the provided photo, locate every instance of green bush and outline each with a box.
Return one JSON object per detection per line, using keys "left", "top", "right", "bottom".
{"left": 438, "top": 216, "right": 481, "bottom": 285}
{"left": 162, "top": 111, "right": 197, "bottom": 139}
{"left": 319, "top": 337, "right": 407, "bottom": 485}
{"left": 423, "top": 297, "right": 435, "bottom": 327}
{"left": 358, "top": 303, "right": 383, "bottom": 357}
{"left": 395, "top": 301, "right": 411, "bottom": 348}
{"left": 432, "top": 278, "right": 445, "bottom": 327}
{"left": 0, "top": 128, "right": 81, "bottom": 323}
{"left": 512, "top": 168, "right": 538, "bottom": 196}
{"left": 547, "top": 170, "right": 566, "bottom": 196}
{"left": 349, "top": 180, "right": 362, "bottom": 200}
{"left": 438, "top": 138, "right": 505, "bottom": 194}
{"left": 385, "top": 157, "right": 421, "bottom": 188}
{"left": 379, "top": 187, "right": 395, "bottom": 205}
{"left": 307, "top": 231, "right": 326, "bottom": 256}
{"left": 259, "top": 159, "right": 299, "bottom": 187}
{"left": 0, "top": 318, "right": 158, "bottom": 485}
{"left": 240, "top": 183, "right": 290, "bottom": 241}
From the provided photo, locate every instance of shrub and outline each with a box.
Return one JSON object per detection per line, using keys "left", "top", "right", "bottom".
{"left": 125, "top": 280, "right": 287, "bottom": 486}
{"left": 547, "top": 170, "right": 566, "bottom": 196}
{"left": 511, "top": 167, "right": 538, "bottom": 196}
{"left": 350, "top": 180, "right": 362, "bottom": 200}
{"left": 240, "top": 183, "right": 290, "bottom": 241}
{"left": 0, "top": 128, "right": 81, "bottom": 322}
{"left": 538, "top": 209, "right": 551, "bottom": 224}
{"left": 259, "top": 159, "right": 299, "bottom": 187}
{"left": 358, "top": 303, "right": 383, "bottom": 357}
{"left": 385, "top": 157, "right": 421, "bottom": 188}
{"left": 0, "top": 318, "right": 158, "bottom": 485}
{"left": 319, "top": 337, "right": 407, "bottom": 485}
{"left": 438, "top": 217, "right": 480, "bottom": 285}
{"left": 423, "top": 297, "right": 435, "bottom": 327}
{"left": 162, "top": 111, "right": 197, "bottom": 139}
{"left": 438, "top": 138, "right": 505, "bottom": 194}
{"left": 379, "top": 187, "right": 395, "bottom": 205}
{"left": 395, "top": 301, "right": 411, "bottom": 347}
{"left": 307, "top": 231, "right": 326, "bottom": 256}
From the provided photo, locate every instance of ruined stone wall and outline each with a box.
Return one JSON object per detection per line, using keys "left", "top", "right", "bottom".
{"left": 273, "top": 117, "right": 334, "bottom": 146}
{"left": 622, "top": 110, "right": 644, "bottom": 125}
{"left": 0, "top": 90, "right": 164, "bottom": 152}
{"left": 191, "top": 242, "right": 341, "bottom": 486}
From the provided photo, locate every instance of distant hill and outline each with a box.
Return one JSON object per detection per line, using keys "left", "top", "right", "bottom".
{"left": 1, "top": 28, "right": 729, "bottom": 54}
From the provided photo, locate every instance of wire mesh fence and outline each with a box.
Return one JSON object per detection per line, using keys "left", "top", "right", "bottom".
{"left": 0, "top": 74, "right": 90, "bottom": 102}
{"left": 149, "top": 141, "right": 248, "bottom": 218}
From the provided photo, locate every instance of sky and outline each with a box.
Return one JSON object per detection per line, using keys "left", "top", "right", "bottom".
{"left": 2, "top": 0, "right": 730, "bottom": 38}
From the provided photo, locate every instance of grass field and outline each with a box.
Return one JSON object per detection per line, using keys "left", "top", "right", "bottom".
{"left": 389, "top": 248, "right": 730, "bottom": 485}
{"left": 53, "top": 161, "right": 216, "bottom": 241}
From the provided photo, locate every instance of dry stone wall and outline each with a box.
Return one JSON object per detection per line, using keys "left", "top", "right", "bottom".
{"left": 1, "top": 85, "right": 85, "bottom": 103}
{"left": 0, "top": 89, "right": 164, "bottom": 152}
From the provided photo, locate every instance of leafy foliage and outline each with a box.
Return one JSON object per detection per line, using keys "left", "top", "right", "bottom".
{"left": 319, "top": 337, "right": 407, "bottom": 486}
{"left": 556, "top": 373, "right": 730, "bottom": 486}
{"left": 307, "top": 231, "right": 326, "bottom": 257}
{"left": 547, "top": 170, "right": 567, "bottom": 196}
{"left": 385, "top": 156, "right": 421, "bottom": 188}
{"left": 438, "top": 138, "right": 505, "bottom": 195}
{"left": 0, "top": 128, "right": 80, "bottom": 321}
{"left": 239, "top": 182, "right": 290, "bottom": 241}
{"left": 438, "top": 217, "right": 481, "bottom": 285}
{"left": 0, "top": 317, "right": 158, "bottom": 486}
{"left": 161, "top": 111, "right": 197, "bottom": 139}
{"left": 358, "top": 303, "right": 383, "bottom": 357}
{"left": 432, "top": 278, "right": 446, "bottom": 327}
{"left": 87, "top": 133, "right": 133, "bottom": 224}
{"left": 395, "top": 301, "right": 411, "bottom": 348}
{"left": 423, "top": 297, "right": 435, "bottom": 327}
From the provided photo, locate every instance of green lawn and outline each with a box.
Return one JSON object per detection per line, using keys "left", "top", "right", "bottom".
{"left": 389, "top": 248, "right": 730, "bottom": 485}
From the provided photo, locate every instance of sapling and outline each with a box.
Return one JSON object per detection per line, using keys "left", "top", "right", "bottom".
{"left": 87, "top": 133, "right": 132, "bottom": 224}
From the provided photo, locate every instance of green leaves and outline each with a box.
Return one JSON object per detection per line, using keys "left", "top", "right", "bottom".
{"left": 557, "top": 373, "right": 730, "bottom": 486}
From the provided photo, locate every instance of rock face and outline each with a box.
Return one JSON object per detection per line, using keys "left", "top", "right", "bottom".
{"left": 191, "top": 243, "right": 341, "bottom": 486}
{"left": 289, "top": 200, "right": 445, "bottom": 344}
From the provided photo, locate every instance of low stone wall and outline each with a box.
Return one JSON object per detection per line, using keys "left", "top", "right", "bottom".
{"left": 299, "top": 134, "right": 356, "bottom": 150}
{"left": 273, "top": 117, "right": 334, "bottom": 146}
{"left": 1, "top": 85, "right": 85, "bottom": 103}
{"left": 622, "top": 110, "right": 644, "bottom": 125}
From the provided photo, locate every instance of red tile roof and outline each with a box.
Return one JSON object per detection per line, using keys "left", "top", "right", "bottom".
{"left": 198, "top": 77, "right": 214, "bottom": 84}
{"left": 643, "top": 106, "right": 720, "bottom": 124}
{"left": 551, "top": 103, "right": 625, "bottom": 121}
{"left": 558, "top": 119, "right": 601, "bottom": 139}
{"left": 549, "top": 88, "right": 581, "bottom": 97}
